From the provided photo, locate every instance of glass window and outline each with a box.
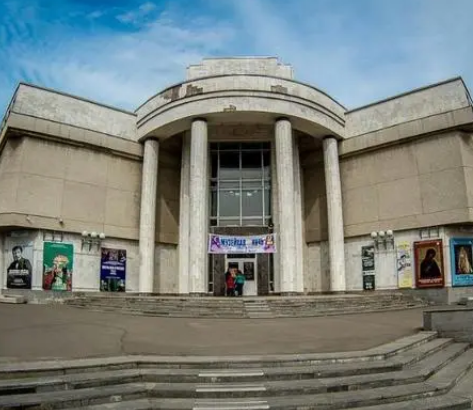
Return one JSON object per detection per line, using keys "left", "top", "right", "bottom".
{"left": 218, "top": 190, "right": 240, "bottom": 217}
{"left": 242, "top": 189, "right": 263, "bottom": 217}
{"left": 264, "top": 187, "right": 271, "bottom": 216}
{"left": 219, "top": 180, "right": 240, "bottom": 190}
{"left": 219, "top": 152, "right": 240, "bottom": 180}
{"left": 242, "top": 180, "right": 262, "bottom": 189}
{"left": 241, "top": 151, "right": 262, "bottom": 179}
{"left": 219, "top": 218, "right": 240, "bottom": 227}
{"left": 211, "top": 152, "right": 218, "bottom": 178}
{"left": 211, "top": 190, "right": 218, "bottom": 217}
{"left": 210, "top": 142, "right": 271, "bottom": 226}
{"left": 263, "top": 151, "right": 271, "bottom": 179}
{"left": 242, "top": 218, "right": 264, "bottom": 226}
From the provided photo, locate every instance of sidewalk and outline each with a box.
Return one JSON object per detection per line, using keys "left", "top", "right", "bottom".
{"left": 0, "top": 304, "right": 423, "bottom": 361}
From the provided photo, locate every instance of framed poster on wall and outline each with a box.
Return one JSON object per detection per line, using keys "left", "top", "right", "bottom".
{"left": 450, "top": 238, "right": 473, "bottom": 287}
{"left": 414, "top": 240, "right": 444, "bottom": 288}
{"left": 100, "top": 248, "right": 127, "bottom": 292}
{"left": 361, "top": 245, "right": 375, "bottom": 290}
{"left": 6, "top": 238, "right": 33, "bottom": 289}
{"left": 397, "top": 242, "right": 413, "bottom": 289}
{"left": 42, "top": 242, "right": 73, "bottom": 291}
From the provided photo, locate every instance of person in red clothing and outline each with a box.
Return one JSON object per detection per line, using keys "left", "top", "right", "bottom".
{"left": 225, "top": 264, "right": 237, "bottom": 296}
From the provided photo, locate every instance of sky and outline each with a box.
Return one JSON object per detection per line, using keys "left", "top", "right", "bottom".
{"left": 1, "top": 0, "right": 472, "bottom": 116}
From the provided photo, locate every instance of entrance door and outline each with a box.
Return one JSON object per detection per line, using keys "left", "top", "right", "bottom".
{"left": 225, "top": 254, "right": 258, "bottom": 296}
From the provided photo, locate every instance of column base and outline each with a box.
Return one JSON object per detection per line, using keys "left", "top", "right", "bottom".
{"left": 279, "top": 292, "right": 305, "bottom": 297}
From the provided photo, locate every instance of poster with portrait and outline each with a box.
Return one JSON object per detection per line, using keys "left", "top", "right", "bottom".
{"left": 100, "top": 248, "right": 126, "bottom": 292}
{"left": 361, "top": 245, "right": 376, "bottom": 290}
{"left": 42, "top": 242, "right": 73, "bottom": 291}
{"left": 414, "top": 240, "right": 444, "bottom": 288}
{"left": 5, "top": 233, "right": 34, "bottom": 289}
{"left": 450, "top": 238, "right": 473, "bottom": 287}
{"left": 397, "top": 242, "right": 413, "bottom": 288}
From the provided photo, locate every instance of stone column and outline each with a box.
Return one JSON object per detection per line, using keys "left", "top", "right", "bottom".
{"left": 188, "top": 119, "right": 209, "bottom": 295}
{"left": 323, "top": 136, "right": 346, "bottom": 292}
{"left": 178, "top": 131, "right": 191, "bottom": 294}
{"left": 274, "top": 118, "right": 298, "bottom": 294}
{"left": 138, "top": 138, "right": 159, "bottom": 294}
{"left": 292, "top": 137, "right": 305, "bottom": 293}
{"left": 270, "top": 142, "right": 280, "bottom": 293}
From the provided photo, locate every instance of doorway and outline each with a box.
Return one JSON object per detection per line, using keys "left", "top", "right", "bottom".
{"left": 225, "top": 253, "right": 258, "bottom": 296}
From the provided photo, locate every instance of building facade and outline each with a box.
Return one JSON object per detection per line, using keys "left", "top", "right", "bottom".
{"left": 1, "top": 57, "right": 473, "bottom": 302}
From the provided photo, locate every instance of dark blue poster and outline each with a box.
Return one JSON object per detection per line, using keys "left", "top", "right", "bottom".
{"left": 450, "top": 238, "right": 473, "bottom": 287}
{"left": 100, "top": 248, "right": 126, "bottom": 292}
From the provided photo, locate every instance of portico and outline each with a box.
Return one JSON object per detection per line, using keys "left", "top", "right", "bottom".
{"left": 136, "top": 69, "right": 347, "bottom": 295}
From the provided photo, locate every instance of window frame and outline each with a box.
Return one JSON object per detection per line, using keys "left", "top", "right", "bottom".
{"left": 210, "top": 142, "right": 271, "bottom": 227}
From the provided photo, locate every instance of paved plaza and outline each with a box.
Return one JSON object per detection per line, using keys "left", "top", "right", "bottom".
{"left": 0, "top": 304, "right": 423, "bottom": 361}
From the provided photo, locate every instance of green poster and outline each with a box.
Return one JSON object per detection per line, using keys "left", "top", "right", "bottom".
{"left": 42, "top": 242, "right": 73, "bottom": 291}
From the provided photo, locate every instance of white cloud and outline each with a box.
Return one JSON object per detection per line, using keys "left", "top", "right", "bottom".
{"left": 0, "top": 2, "right": 236, "bottom": 112}
{"left": 0, "top": 0, "right": 472, "bottom": 115}
{"left": 228, "top": 0, "right": 473, "bottom": 108}
{"left": 116, "top": 2, "right": 158, "bottom": 24}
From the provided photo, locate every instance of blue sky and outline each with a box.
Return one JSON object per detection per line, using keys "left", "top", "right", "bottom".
{"left": 1, "top": 0, "right": 472, "bottom": 115}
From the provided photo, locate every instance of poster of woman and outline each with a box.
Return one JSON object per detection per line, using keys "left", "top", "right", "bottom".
{"left": 450, "top": 238, "right": 473, "bottom": 287}
{"left": 396, "top": 242, "right": 413, "bottom": 288}
{"left": 414, "top": 240, "right": 444, "bottom": 288}
{"left": 42, "top": 242, "right": 73, "bottom": 291}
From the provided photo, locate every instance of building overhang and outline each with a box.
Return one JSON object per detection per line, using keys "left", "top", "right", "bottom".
{"left": 135, "top": 74, "right": 346, "bottom": 141}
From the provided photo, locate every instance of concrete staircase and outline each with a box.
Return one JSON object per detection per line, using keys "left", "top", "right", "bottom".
{"left": 244, "top": 299, "right": 274, "bottom": 318}
{"left": 0, "top": 332, "right": 472, "bottom": 409}
{"left": 64, "top": 292, "right": 428, "bottom": 319}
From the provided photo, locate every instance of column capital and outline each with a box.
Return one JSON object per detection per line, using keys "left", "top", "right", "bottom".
{"left": 322, "top": 135, "right": 338, "bottom": 141}
{"left": 275, "top": 116, "right": 291, "bottom": 123}
{"left": 192, "top": 117, "right": 207, "bottom": 123}
{"left": 141, "top": 136, "right": 160, "bottom": 144}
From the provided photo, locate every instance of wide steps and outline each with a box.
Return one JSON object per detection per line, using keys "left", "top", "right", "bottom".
{"left": 58, "top": 395, "right": 473, "bottom": 410}
{"left": 0, "top": 332, "right": 471, "bottom": 409}
{"left": 64, "top": 293, "right": 428, "bottom": 319}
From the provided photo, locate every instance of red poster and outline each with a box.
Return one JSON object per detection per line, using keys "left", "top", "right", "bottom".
{"left": 414, "top": 240, "right": 445, "bottom": 288}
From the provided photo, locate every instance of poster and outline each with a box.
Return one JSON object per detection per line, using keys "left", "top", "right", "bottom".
{"left": 361, "top": 245, "right": 375, "bottom": 290}
{"left": 450, "top": 238, "right": 473, "bottom": 287}
{"left": 397, "top": 242, "right": 413, "bottom": 288}
{"left": 100, "top": 248, "right": 126, "bottom": 292}
{"left": 414, "top": 240, "right": 444, "bottom": 288}
{"left": 6, "top": 236, "right": 33, "bottom": 289}
{"left": 209, "top": 234, "right": 276, "bottom": 254}
{"left": 42, "top": 242, "right": 73, "bottom": 291}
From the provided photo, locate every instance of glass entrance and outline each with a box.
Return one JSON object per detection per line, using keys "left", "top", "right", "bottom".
{"left": 225, "top": 254, "right": 258, "bottom": 296}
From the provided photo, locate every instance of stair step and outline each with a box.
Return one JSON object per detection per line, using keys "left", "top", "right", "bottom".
{"left": 0, "top": 338, "right": 452, "bottom": 393}
{"left": 22, "top": 381, "right": 463, "bottom": 410}
{"left": 64, "top": 293, "right": 428, "bottom": 319}
{"left": 63, "top": 395, "right": 472, "bottom": 410}
{"left": 1, "top": 344, "right": 471, "bottom": 403}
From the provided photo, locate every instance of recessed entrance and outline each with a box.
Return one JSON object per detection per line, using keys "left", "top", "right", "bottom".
{"left": 225, "top": 254, "right": 258, "bottom": 296}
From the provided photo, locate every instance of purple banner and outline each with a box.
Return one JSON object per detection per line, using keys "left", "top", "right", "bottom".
{"left": 208, "top": 234, "right": 276, "bottom": 254}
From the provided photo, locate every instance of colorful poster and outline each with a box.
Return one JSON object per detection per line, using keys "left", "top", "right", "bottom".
{"left": 208, "top": 234, "right": 276, "bottom": 254}
{"left": 361, "top": 246, "right": 375, "bottom": 290}
{"left": 6, "top": 236, "right": 33, "bottom": 289}
{"left": 42, "top": 242, "right": 73, "bottom": 291}
{"left": 397, "top": 242, "right": 413, "bottom": 288}
{"left": 450, "top": 238, "right": 473, "bottom": 287}
{"left": 414, "top": 240, "right": 444, "bottom": 288}
{"left": 100, "top": 248, "right": 126, "bottom": 292}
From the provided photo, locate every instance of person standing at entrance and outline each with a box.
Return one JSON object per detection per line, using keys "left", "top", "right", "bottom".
{"left": 235, "top": 270, "right": 245, "bottom": 296}
{"left": 225, "top": 265, "right": 236, "bottom": 296}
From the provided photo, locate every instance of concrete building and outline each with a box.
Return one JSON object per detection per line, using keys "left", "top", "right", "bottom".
{"left": 1, "top": 57, "right": 473, "bottom": 303}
